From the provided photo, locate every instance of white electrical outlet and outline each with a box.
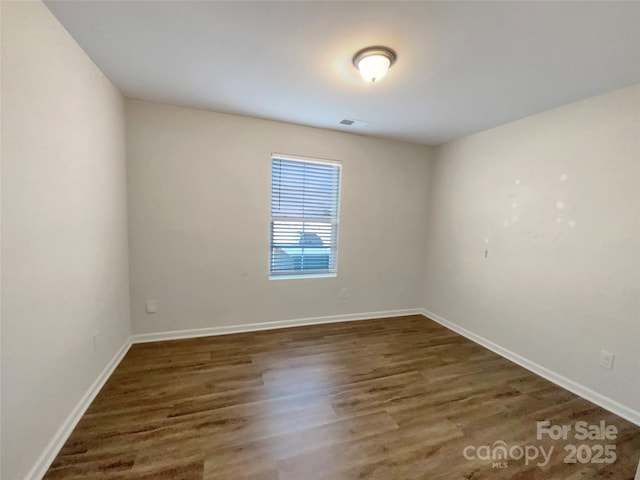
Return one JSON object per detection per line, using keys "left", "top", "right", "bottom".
{"left": 599, "top": 351, "right": 614, "bottom": 370}
{"left": 146, "top": 299, "right": 157, "bottom": 314}
{"left": 93, "top": 330, "right": 100, "bottom": 351}
{"left": 340, "top": 288, "right": 348, "bottom": 300}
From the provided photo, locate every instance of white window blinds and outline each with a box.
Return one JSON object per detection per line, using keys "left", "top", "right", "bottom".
{"left": 270, "top": 156, "right": 341, "bottom": 278}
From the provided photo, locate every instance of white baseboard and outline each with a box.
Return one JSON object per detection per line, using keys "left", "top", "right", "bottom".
{"left": 420, "top": 308, "right": 640, "bottom": 427}
{"left": 27, "top": 306, "right": 637, "bottom": 480}
{"left": 25, "top": 338, "right": 132, "bottom": 480}
{"left": 131, "top": 308, "right": 423, "bottom": 344}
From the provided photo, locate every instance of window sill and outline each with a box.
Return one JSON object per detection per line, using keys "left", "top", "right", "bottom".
{"left": 269, "top": 273, "right": 337, "bottom": 281}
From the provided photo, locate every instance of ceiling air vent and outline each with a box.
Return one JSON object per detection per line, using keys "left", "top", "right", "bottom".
{"left": 339, "top": 119, "right": 371, "bottom": 128}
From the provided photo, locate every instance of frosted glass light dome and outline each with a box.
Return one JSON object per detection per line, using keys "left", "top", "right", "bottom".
{"left": 353, "top": 47, "right": 397, "bottom": 83}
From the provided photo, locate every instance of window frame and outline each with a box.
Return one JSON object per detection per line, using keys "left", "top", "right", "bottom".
{"left": 268, "top": 153, "right": 342, "bottom": 280}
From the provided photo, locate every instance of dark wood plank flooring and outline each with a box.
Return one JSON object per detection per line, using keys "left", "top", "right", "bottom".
{"left": 44, "top": 315, "right": 640, "bottom": 479}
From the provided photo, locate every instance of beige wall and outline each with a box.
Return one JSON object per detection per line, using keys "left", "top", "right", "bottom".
{"left": 126, "top": 99, "right": 431, "bottom": 335}
{"left": 424, "top": 85, "right": 640, "bottom": 415}
{"left": 1, "top": 2, "right": 131, "bottom": 479}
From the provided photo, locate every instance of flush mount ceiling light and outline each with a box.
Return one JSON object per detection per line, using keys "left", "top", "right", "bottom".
{"left": 352, "top": 46, "right": 397, "bottom": 83}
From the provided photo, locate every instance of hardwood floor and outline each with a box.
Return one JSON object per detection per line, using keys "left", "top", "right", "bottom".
{"left": 44, "top": 315, "right": 639, "bottom": 479}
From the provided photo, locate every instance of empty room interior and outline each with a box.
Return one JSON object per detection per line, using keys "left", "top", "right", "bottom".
{"left": 2, "top": 1, "right": 640, "bottom": 479}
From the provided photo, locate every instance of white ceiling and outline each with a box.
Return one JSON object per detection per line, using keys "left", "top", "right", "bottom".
{"left": 45, "top": 1, "right": 640, "bottom": 146}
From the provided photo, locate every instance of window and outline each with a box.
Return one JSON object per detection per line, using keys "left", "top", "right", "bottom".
{"left": 270, "top": 155, "right": 341, "bottom": 278}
